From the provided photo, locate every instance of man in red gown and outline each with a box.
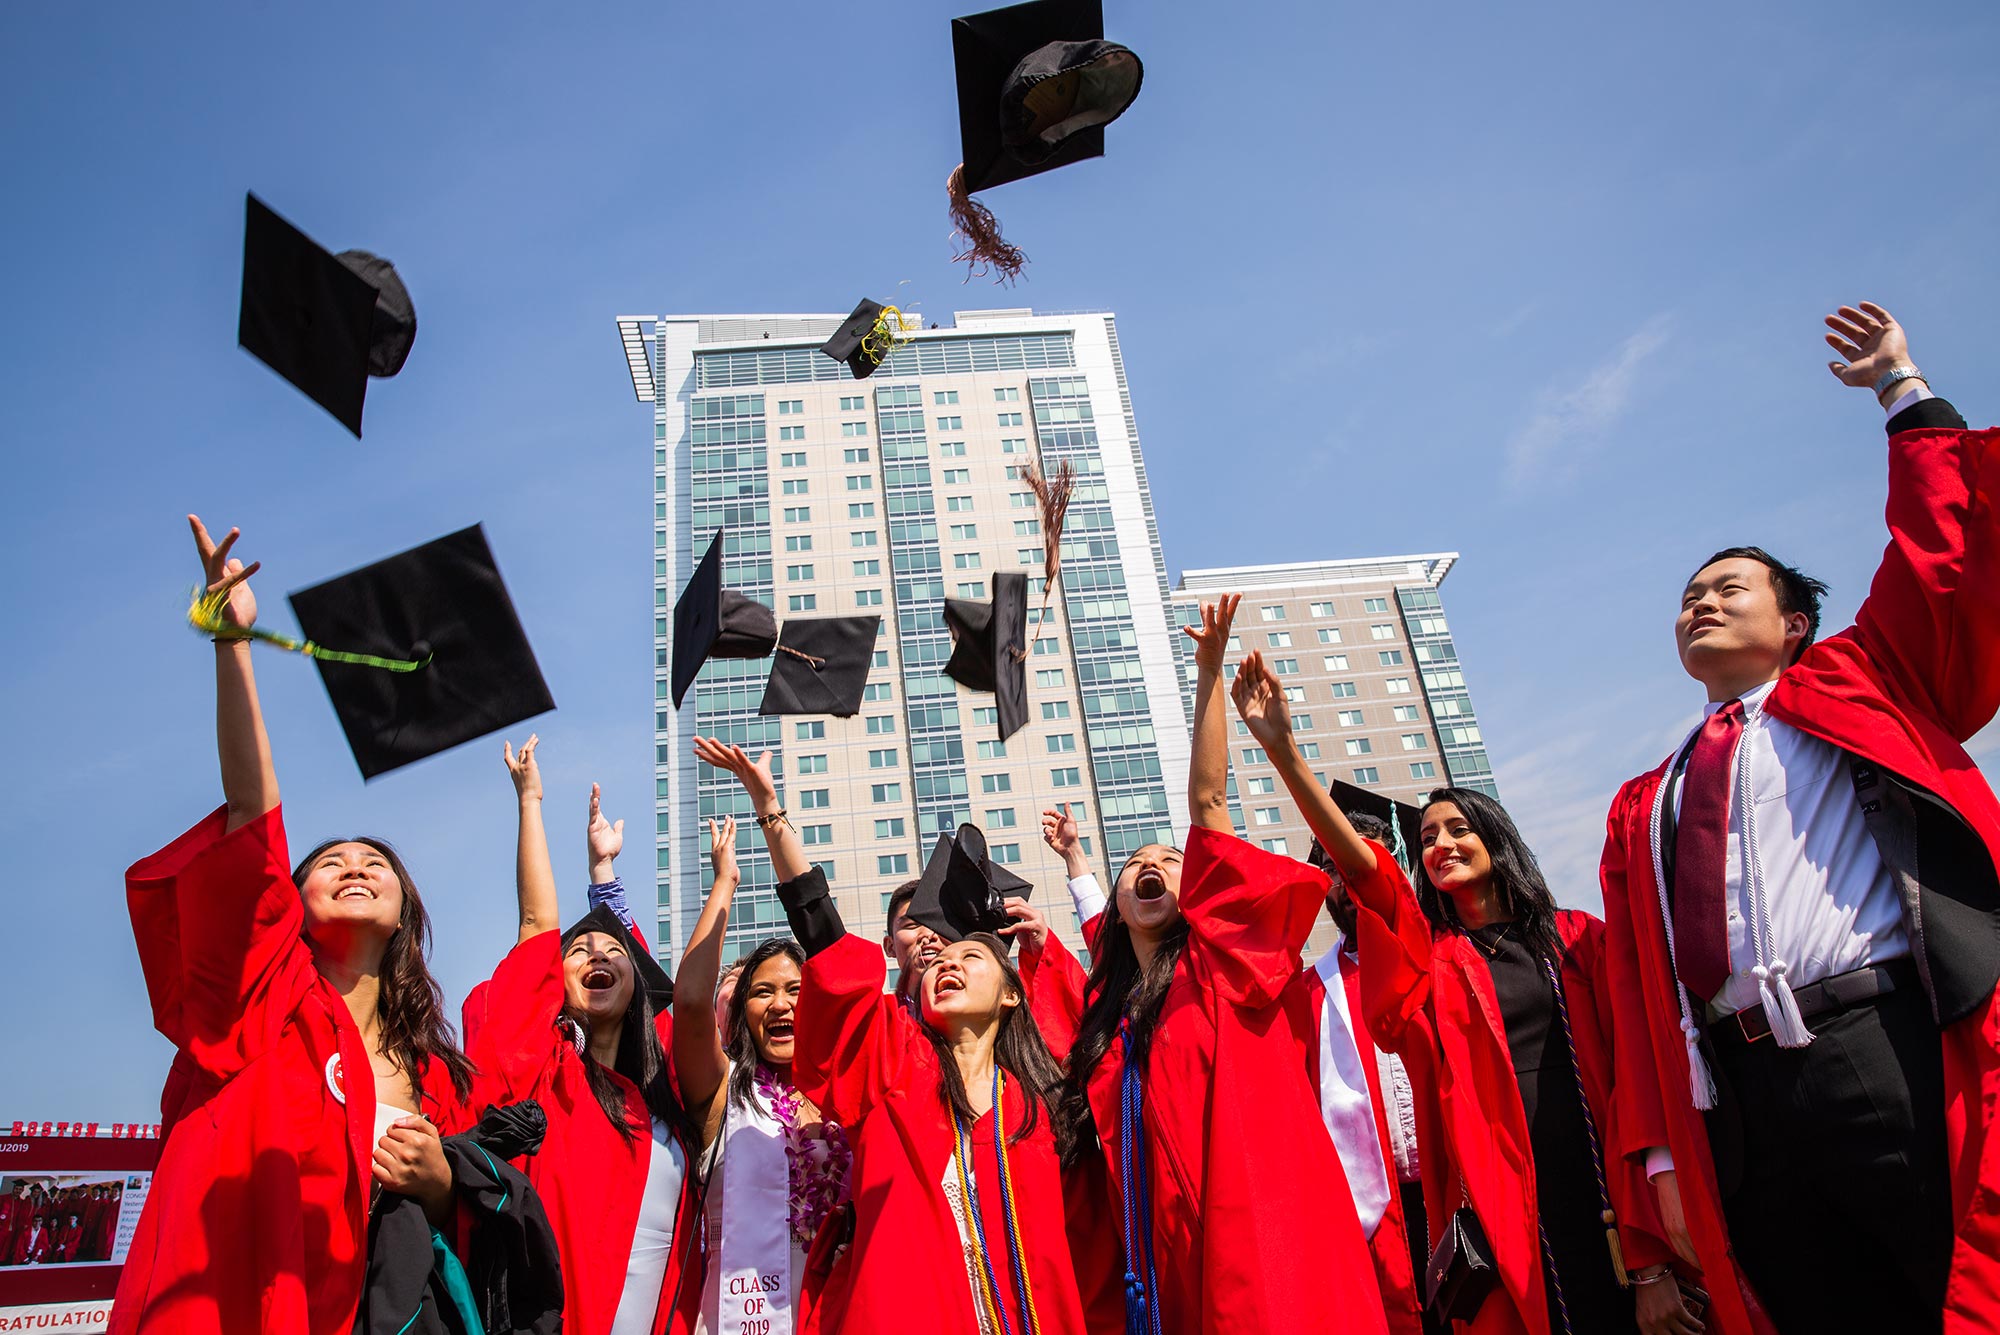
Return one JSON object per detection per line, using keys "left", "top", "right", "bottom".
{"left": 1599, "top": 303, "right": 2000, "bottom": 1334}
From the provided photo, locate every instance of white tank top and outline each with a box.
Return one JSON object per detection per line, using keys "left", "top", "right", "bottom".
{"left": 610, "top": 1119, "right": 688, "bottom": 1335}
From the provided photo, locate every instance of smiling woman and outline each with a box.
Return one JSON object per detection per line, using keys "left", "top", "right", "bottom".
{"left": 111, "top": 517, "right": 474, "bottom": 1335}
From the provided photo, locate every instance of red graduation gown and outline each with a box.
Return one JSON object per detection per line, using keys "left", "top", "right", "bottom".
{"left": 1291, "top": 950, "right": 1425, "bottom": 1335}
{"left": 1034, "top": 828, "right": 1389, "bottom": 1335}
{"left": 0, "top": 1195, "right": 22, "bottom": 1267}
{"left": 467, "top": 930, "right": 702, "bottom": 1335}
{"left": 789, "top": 932, "right": 1088, "bottom": 1335}
{"left": 1599, "top": 416, "right": 2000, "bottom": 1335}
{"left": 12, "top": 1225, "right": 51, "bottom": 1266}
{"left": 113, "top": 805, "right": 471, "bottom": 1335}
{"left": 1346, "top": 846, "right": 1667, "bottom": 1335}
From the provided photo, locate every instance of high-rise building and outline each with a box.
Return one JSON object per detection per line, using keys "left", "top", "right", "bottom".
{"left": 1170, "top": 554, "right": 1498, "bottom": 958}
{"left": 619, "top": 308, "right": 1189, "bottom": 974}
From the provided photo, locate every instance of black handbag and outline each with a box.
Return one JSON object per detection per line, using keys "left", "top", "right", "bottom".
{"left": 1425, "top": 1196, "right": 1498, "bottom": 1322}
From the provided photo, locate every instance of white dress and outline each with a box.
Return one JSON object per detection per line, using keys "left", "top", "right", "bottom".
{"left": 609, "top": 1118, "right": 689, "bottom": 1335}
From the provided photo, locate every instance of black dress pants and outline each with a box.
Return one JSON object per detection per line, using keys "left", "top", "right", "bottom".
{"left": 1708, "top": 985, "right": 1953, "bottom": 1334}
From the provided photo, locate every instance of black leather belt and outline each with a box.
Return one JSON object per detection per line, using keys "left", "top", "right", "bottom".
{"left": 1725, "top": 958, "right": 1920, "bottom": 1043}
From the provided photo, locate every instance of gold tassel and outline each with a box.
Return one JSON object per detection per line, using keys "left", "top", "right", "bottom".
{"left": 1603, "top": 1209, "right": 1628, "bottom": 1287}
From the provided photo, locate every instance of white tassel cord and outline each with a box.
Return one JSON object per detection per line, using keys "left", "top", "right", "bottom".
{"left": 1649, "top": 762, "right": 1719, "bottom": 1110}
{"left": 1736, "top": 711, "right": 1813, "bottom": 1048}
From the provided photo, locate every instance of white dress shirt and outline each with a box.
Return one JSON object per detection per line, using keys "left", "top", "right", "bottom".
{"left": 1665, "top": 679, "right": 1907, "bottom": 1016}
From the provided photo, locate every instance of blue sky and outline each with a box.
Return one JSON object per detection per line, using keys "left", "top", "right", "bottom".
{"left": 3, "top": 1, "right": 1996, "bottom": 1117}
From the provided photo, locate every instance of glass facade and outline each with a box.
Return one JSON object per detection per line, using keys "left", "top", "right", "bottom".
{"left": 1396, "top": 586, "right": 1497, "bottom": 796}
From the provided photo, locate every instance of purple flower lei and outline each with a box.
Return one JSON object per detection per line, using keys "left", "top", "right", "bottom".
{"left": 754, "top": 1063, "right": 851, "bottom": 1249}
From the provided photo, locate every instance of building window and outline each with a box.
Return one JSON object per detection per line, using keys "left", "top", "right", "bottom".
{"left": 855, "top": 588, "right": 884, "bottom": 607}
{"left": 878, "top": 853, "right": 910, "bottom": 875}
{"left": 1260, "top": 838, "right": 1289, "bottom": 854}
{"left": 840, "top": 395, "right": 865, "bottom": 411}
{"left": 949, "top": 523, "right": 978, "bottom": 540}
{"left": 1323, "top": 654, "right": 1349, "bottom": 670}
{"left": 861, "top": 683, "right": 892, "bottom": 702}
{"left": 1299, "top": 742, "right": 1322, "bottom": 759}
{"left": 971, "top": 707, "right": 999, "bottom": 727}
{"left": 1338, "top": 709, "right": 1364, "bottom": 727}
{"left": 1370, "top": 624, "right": 1395, "bottom": 640}
{"left": 1017, "top": 548, "right": 1039, "bottom": 565}
{"left": 933, "top": 390, "right": 959, "bottom": 405}
{"left": 1353, "top": 767, "right": 1380, "bottom": 784}
{"left": 865, "top": 716, "right": 895, "bottom": 735}
{"left": 947, "top": 496, "right": 974, "bottom": 512}
{"left": 846, "top": 475, "right": 872, "bottom": 491}
{"left": 1051, "top": 767, "right": 1082, "bottom": 787}
{"left": 867, "top": 747, "right": 897, "bottom": 768}
{"left": 782, "top": 479, "right": 809, "bottom": 496}
{"left": 978, "top": 740, "right": 1007, "bottom": 759}
{"left": 785, "top": 564, "right": 814, "bottom": 581}
{"left": 953, "top": 552, "right": 983, "bottom": 570}
{"left": 1318, "top": 628, "right": 1343, "bottom": 644}
{"left": 1364, "top": 597, "right": 1390, "bottom": 613}
{"left": 796, "top": 754, "right": 828, "bottom": 773}
{"left": 841, "top": 422, "right": 869, "bottom": 438}
{"left": 1386, "top": 677, "right": 1413, "bottom": 694}
{"left": 1330, "top": 681, "right": 1358, "bottom": 698}
{"left": 1009, "top": 493, "right": 1034, "bottom": 508}
{"left": 874, "top": 818, "right": 907, "bottom": 839}
{"left": 844, "top": 447, "right": 871, "bottom": 463}
{"left": 849, "top": 502, "right": 875, "bottom": 518}
{"left": 1293, "top": 713, "right": 1314, "bottom": 730}
{"left": 994, "top": 387, "right": 1020, "bottom": 401}
{"left": 1272, "top": 659, "right": 1300, "bottom": 675}
{"left": 1241, "top": 747, "right": 1266, "bottom": 765}
{"left": 958, "top": 582, "right": 986, "bottom": 599}
{"left": 873, "top": 649, "right": 890, "bottom": 667}
{"left": 1253, "top": 808, "right": 1281, "bottom": 826}
{"left": 1410, "top": 761, "right": 1438, "bottom": 779}
{"left": 785, "top": 535, "right": 813, "bottom": 552}
{"left": 1041, "top": 700, "right": 1071, "bottom": 719}
{"left": 1014, "top": 519, "right": 1040, "bottom": 535}
{"left": 1393, "top": 704, "right": 1421, "bottom": 722}
{"left": 796, "top": 721, "right": 826, "bottom": 740}
{"left": 991, "top": 843, "right": 1022, "bottom": 863}
{"left": 1310, "top": 601, "right": 1336, "bottom": 616}
{"left": 787, "top": 594, "right": 817, "bottom": 612}
{"left": 1267, "top": 631, "right": 1293, "bottom": 648}
{"left": 778, "top": 399, "right": 804, "bottom": 414}
{"left": 1401, "top": 733, "right": 1430, "bottom": 750}
{"left": 1033, "top": 638, "right": 1060, "bottom": 656}
{"left": 997, "top": 411, "right": 1023, "bottom": 426}
{"left": 1260, "top": 605, "right": 1287, "bottom": 622}
{"left": 1283, "top": 687, "right": 1307, "bottom": 704}
{"left": 939, "top": 441, "right": 968, "bottom": 457}
{"left": 1346, "top": 738, "right": 1373, "bottom": 756}
{"left": 801, "top": 824, "right": 835, "bottom": 845}
{"left": 852, "top": 559, "right": 881, "bottom": 576}
{"left": 1246, "top": 775, "right": 1276, "bottom": 794}
{"left": 936, "top": 415, "right": 963, "bottom": 431}
{"left": 1046, "top": 733, "right": 1077, "bottom": 753}
{"left": 982, "top": 773, "right": 1012, "bottom": 793}
{"left": 1035, "top": 669, "right": 1066, "bottom": 687}
{"left": 986, "top": 808, "right": 1018, "bottom": 828}
{"left": 1001, "top": 436, "right": 1026, "bottom": 453}
{"left": 1379, "top": 650, "right": 1406, "bottom": 666}
{"left": 799, "top": 789, "right": 831, "bottom": 809}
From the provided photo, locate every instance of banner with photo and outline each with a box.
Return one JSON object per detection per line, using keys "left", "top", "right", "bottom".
{"left": 0, "top": 1131, "right": 163, "bottom": 1333}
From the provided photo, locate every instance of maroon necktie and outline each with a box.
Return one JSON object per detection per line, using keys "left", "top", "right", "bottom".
{"left": 1673, "top": 699, "right": 1744, "bottom": 1001}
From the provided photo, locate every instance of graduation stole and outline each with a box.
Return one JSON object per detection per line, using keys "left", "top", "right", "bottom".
{"left": 949, "top": 1067, "right": 1041, "bottom": 1335}
{"left": 1117, "top": 1024, "right": 1163, "bottom": 1335}
{"left": 187, "top": 587, "right": 431, "bottom": 672}
{"left": 716, "top": 1085, "right": 795, "bottom": 1335}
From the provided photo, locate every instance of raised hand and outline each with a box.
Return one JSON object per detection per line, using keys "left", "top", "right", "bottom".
{"left": 998, "top": 897, "right": 1049, "bottom": 954}
{"left": 1182, "top": 593, "right": 1241, "bottom": 676}
{"left": 1230, "top": 650, "right": 1293, "bottom": 748}
{"left": 1823, "top": 302, "right": 1911, "bottom": 391}
{"left": 709, "top": 816, "right": 739, "bottom": 886}
{"left": 692, "top": 736, "right": 779, "bottom": 808}
{"left": 1040, "top": 803, "right": 1090, "bottom": 878}
{"left": 189, "top": 514, "right": 260, "bottom": 633}
{"left": 587, "top": 782, "right": 624, "bottom": 884}
{"left": 503, "top": 735, "right": 542, "bottom": 803}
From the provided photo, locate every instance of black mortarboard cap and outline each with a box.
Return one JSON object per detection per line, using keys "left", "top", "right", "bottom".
{"left": 238, "top": 194, "right": 418, "bottom": 437}
{"left": 562, "top": 904, "right": 674, "bottom": 1008}
{"left": 286, "top": 524, "right": 555, "bottom": 780}
{"left": 671, "top": 532, "right": 780, "bottom": 708}
{"left": 819, "top": 299, "right": 892, "bottom": 380}
{"left": 943, "top": 571, "right": 1028, "bottom": 741}
{"left": 1322, "top": 779, "right": 1426, "bottom": 873}
{"left": 907, "top": 824, "right": 1034, "bottom": 948}
{"left": 759, "top": 616, "right": 881, "bottom": 717}
{"left": 951, "top": 0, "right": 1144, "bottom": 196}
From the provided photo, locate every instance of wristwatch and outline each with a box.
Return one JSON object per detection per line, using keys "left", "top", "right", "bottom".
{"left": 1873, "top": 365, "right": 1924, "bottom": 399}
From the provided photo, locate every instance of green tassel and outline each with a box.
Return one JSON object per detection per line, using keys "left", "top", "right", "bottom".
{"left": 187, "top": 587, "right": 431, "bottom": 673}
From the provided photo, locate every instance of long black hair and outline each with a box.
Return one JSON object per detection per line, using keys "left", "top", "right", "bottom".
{"left": 560, "top": 923, "right": 699, "bottom": 1148}
{"left": 725, "top": 937, "right": 807, "bottom": 1112}
{"left": 292, "top": 837, "right": 475, "bottom": 1103}
{"left": 1419, "top": 787, "right": 1567, "bottom": 964}
{"left": 1057, "top": 850, "right": 1190, "bottom": 1168}
{"left": 917, "top": 933, "right": 1075, "bottom": 1159}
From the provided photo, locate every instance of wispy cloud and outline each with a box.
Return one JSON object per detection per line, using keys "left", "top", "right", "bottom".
{"left": 1504, "top": 314, "right": 1673, "bottom": 490}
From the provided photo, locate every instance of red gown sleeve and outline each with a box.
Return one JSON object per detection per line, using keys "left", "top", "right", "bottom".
{"left": 1178, "top": 826, "right": 1327, "bottom": 1010}
{"left": 1343, "top": 840, "right": 1440, "bottom": 1061}
{"left": 124, "top": 804, "right": 315, "bottom": 1082}
{"left": 1017, "top": 931, "right": 1088, "bottom": 1064}
{"left": 1841, "top": 420, "right": 2000, "bottom": 742}
{"left": 1595, "top": 783, "right": 1674, "bottom": 1163}
{"left": 466, "top": 930, "right": 566, "bottom": 1098}
{"left": 793, "top": 933, "right": 922, "bottom": 1130}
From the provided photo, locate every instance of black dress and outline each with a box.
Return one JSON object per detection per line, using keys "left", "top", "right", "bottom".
{"left": 1465, "top": 922, "right": 1634, "bottom": 1335}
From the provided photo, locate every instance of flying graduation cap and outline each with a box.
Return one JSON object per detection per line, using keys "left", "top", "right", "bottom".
{"left": 238, "top": 193, "right": 418, "bottom": 437}
{"left": 943, "top": 570, "right": 1028, "bottom": 741}
{"left": 906, "top": 824, "right": 1035, "bottom": 949}
{"left": 819, "top": 299, "right": 916, "bottom": 380}
{"left": 946, "top": 0, "right": 1145, "bottom": 281}
{"left": 283, "top": 525, "right": 555, "bottom": 780}
{"left": 671, "top": 532, "right": 780, "bottom": 708}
